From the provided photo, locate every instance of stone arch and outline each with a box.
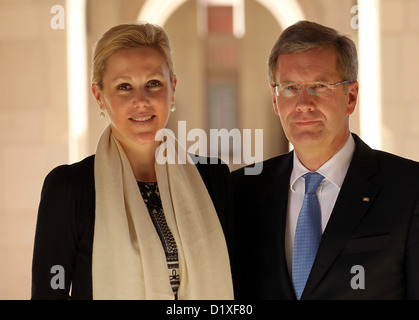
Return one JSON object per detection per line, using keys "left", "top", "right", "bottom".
{"left": 137, "top": 0, "right": 305, "bottom": 29}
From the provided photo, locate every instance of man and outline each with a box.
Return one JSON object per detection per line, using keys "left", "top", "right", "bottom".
{"left": 232, "top": 21, "right": 419, "bottom": 299}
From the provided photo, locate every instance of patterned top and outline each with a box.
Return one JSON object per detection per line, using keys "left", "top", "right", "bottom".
{"left": 137, "top": 181, "right": 180, "bottom": 298}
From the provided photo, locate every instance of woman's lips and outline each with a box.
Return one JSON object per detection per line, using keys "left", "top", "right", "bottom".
{"left": 130, "top": 115, "right": 154, "bottom": 122}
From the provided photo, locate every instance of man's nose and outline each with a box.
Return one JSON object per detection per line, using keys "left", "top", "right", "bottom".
{"left": 296, "top": 87, "right": 315, "bottom": 112}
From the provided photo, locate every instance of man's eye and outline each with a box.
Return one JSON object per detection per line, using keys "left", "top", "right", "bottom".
{"left": 283, "top": 85, "right": 299, "bottom": 92}
{"left": 117, "top": 83, "right": 131, "bottom": 91}
{"left": 312, "top": 83, "right": 327, "bottom": 89}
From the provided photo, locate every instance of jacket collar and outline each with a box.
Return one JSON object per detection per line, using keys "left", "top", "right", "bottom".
{"left": 301, "top": 133, "right": 380, "bottom": 299}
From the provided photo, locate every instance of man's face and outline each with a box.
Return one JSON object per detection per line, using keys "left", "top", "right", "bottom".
{"left": 271, "top": 47, "right": 358, "bottom": 157}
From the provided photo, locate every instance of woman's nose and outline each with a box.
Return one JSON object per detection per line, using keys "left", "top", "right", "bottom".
{"left": 132, "top": 87, "right": 150, "bottom": 108}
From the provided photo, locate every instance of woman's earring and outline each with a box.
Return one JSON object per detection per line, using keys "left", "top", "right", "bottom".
{"left": 99, "top": 111, "right": 105, "bottom": 119}
{"left": 170, "top": 104, "right": 176, "bottom": 112}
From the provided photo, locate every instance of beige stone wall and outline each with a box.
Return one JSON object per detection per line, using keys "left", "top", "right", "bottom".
{"left": 380, "top": 0, "right": 419, "bottom": 160}
{"left": 1, "top": 0, "right": 419, "bottom": 299}
{"left": 0, "top": 0, "right": 68, "bottom": 298}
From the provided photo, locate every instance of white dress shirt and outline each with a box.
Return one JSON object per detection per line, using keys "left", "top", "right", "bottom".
{"left": 285, "top": 134, "right": 356, "bottom": 274}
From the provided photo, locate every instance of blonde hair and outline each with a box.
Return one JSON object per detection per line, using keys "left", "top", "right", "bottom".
{"left": 91, "top": 23, "right": 175, "bottom": 90}
{"left": 268, "top": 20, "right": 358, "bottom": 84}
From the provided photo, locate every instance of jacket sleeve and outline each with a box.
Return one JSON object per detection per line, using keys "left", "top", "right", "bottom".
{"left": 194, "top": 158, "right": 234, "bottom": 261}
{"left": 31, "top": 165, "right": 79, "bottom": 299}
{"left": 406, "top": 196, "right": 419, "bottom": 299}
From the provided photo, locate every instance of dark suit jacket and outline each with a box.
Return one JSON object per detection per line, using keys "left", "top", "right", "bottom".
{"left": 32, "top": 154, "right": 233, "bottom": 299}
{"left": 232, "top": 134, "right": 419, "bottom": 299}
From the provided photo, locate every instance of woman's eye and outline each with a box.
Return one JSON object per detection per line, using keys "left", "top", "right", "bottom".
{"left": 148, "top": 80, "right": 162, "bottom": 88}
{"left": 117, "top": 83, "right": 132, "bottom": 91}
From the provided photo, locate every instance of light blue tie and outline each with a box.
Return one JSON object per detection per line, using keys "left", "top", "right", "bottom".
{"left": 292, "top": 172, "right": 324, "bottom": 300}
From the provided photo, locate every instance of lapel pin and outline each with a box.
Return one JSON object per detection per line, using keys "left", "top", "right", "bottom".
{"left": 362, "top": 197, "right": 370, "bottom": 202}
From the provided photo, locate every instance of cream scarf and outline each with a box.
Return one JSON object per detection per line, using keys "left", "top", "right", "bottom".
{"left": 92, "top": 125, "right": 234, "bottom": 299}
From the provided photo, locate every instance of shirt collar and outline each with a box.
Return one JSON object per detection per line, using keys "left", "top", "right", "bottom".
{"left": 290, "top": 134, "right": 356, "bottom": 191}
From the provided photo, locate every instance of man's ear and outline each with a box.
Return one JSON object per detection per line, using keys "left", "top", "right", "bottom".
{"left": 269, "top": 83, "right": 279, "bottom": 115}
{"left": 346, "top": 80, "right": 359, "bottom": 116}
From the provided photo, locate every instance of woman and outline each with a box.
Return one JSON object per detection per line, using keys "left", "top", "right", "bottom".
{"left": 32, "top": 23, "right": 234, "bottom": 300}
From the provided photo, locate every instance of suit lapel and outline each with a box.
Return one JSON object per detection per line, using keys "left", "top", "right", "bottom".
{"left": 302, "top": 134, "right": 380, "bottom": 299}
{"left": 272, "top": 152, "right": 295, "bottom": 299}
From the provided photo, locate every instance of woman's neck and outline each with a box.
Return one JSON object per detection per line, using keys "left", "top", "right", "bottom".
{"left": 119, "top": 140, "right": 159, "bottom": 182}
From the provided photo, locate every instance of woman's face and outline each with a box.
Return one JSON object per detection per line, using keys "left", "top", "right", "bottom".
{"left": 92, "top": 46, "right": 176, "bottom": 148}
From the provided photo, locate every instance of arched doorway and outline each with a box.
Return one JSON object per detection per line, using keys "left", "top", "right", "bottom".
{"left": 137, "top": 0, "right": 305, "bottom": 29}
